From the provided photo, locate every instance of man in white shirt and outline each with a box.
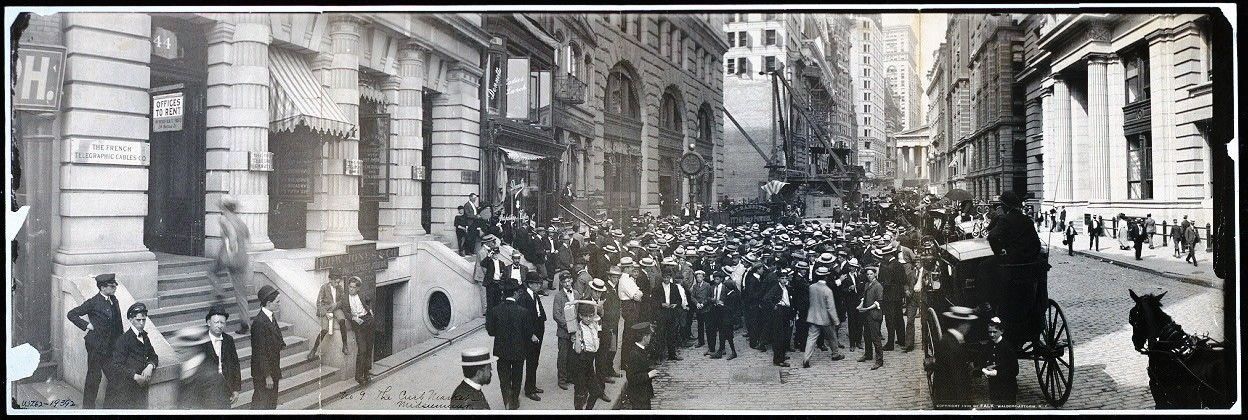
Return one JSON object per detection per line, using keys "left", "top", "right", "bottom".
{"left": 656, "top": 274, "right": 688, "bottom": 361}
{"left": 616, "top": 258, "right": 644, "bottom": 330}
{"left": 345, "top": 277, "right": 374, "bottom": 387}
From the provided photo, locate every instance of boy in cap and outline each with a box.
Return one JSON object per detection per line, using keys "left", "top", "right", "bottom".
{"left": 250, "top": 285, "right": 285, "bottom": 409}
{"left": 621, "top": 322, "right": 658, "bottom": 410}
{"left": 451, "top": 347, "right": 495, "bottom": 409}
{"left": 983, "top": 316, "right": 1019, "bottom": 408}
{"left": 66, "top": 273, "right": 124, "bottom": 408}
{"left": 104, "top": 302, "right": 159, "bottom": 409}
{"left": 570, "top": 300, "right": 604, "bottom": 409}
{"left": 309, "top": 273, "right": 349, "bottom": 359}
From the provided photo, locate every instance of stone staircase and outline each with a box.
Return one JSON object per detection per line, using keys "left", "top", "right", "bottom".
{"left": 150, "top": 253, "right": 337, "bottom": 409}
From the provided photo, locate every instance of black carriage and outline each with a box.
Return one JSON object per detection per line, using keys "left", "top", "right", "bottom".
{"left": 917, "top": 238, "right": 1074, "bottom": 407}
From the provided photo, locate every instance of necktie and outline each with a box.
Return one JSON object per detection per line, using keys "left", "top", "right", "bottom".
{"left": 109, "top": 296, "right": 120, "bottom": 321}
{"left": 138, "top": 331, "right": 148, "bottom": 347}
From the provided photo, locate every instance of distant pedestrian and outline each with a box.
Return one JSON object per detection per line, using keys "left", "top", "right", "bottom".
{"left": 1116, "top": 215, "right": 1130, "bottom": 250}
{"left": 450, "top": 347, "right": 495, "bottom": 410}
{"left": 1184, "top": 224, "right": 1200, "bottom": 266}
{"left": 1131, "top": 220, "right": 1146, "bottom": 261}
{"left": 1088, "top": 215, "right": 1102, "bottom": 251}
{"left": 1144, "top": 214, "right": 1157, "bottom": 249}
{"left": 454, "top": 206, "right": 470, "bottom": 255}
{"left": 208, "top": 195, "right": 253, "bottom": 335}
{"left": 1171, "top": 219, "right": 1183, "bottom": 257}
{"left": 1063, "top": 222, "right": 1077, "bottom": 256}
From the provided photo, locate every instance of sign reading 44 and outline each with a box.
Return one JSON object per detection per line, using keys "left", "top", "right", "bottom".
{"left": 152, "top": 27, "right": 180, "bottom": 60}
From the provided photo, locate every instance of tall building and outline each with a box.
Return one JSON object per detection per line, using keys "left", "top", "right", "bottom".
{"left": 963, "top": 14, "right": 1027, "bottom": 202}
{"left": 1025, "top": 13, "right": 1219, "bottom": 225}
{"left": 925, "top": 42, "right": 950, "bottom": 195}
{"left": 849, "top": 14, "right": 891, "bottom": 186}
{"left": 883, "top": 24, "right": 923, "bottom": 130}
{"left": 720, "top": 12, "right": 837, "bottom": 201}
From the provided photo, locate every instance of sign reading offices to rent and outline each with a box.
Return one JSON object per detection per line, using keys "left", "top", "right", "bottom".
{"left": 152, "top": 92, "right": 184, "bottom": 132}
{"left": 67, "top": 139, "right": 150, "bottom": 166}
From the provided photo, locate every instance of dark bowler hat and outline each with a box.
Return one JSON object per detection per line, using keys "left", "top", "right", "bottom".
{"left": 126, "top": 302, "right": 148, "bottom": 318}
{"left": 459, "top": 347, "right": 498, "bottom": 366}
{"left": 95, "top": 273, "right": 118, "bottom": 287}
{"left": 629, "top": 322, "right": 655, "bottom": 334}
{"left": 205, "top": 304, "right": 230, "bottom": 321}
{"left": 257, "top": 284, "right": 280, "bottom": 303}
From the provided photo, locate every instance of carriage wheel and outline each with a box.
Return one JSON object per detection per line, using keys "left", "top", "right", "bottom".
{"left": 922, "top": 307, "right": 941, "bottom": 392}
{"left": 1033, "top": 299, "right": 1074, "bottom": 407}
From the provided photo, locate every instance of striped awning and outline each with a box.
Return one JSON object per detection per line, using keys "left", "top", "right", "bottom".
{"left": 500, "top": 146, "right": 545, "bottom": 162}
{"left": 269, "top": 48, "right": 356, "bottom": 138}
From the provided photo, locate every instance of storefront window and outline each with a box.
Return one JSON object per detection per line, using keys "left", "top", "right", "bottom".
{"left": 1127, "top": 133, "right": 1153, "bottom": 199}
{"left": 1124, "top": 46, "right": 1150, "bottom": 104}
{"left": 506, "top": 57, "right": 530, "bottom": 119}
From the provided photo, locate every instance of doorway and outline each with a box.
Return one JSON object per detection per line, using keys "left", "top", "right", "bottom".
{"left": 358, "top": 107, "right": 389, "bottom": 241}
{"left": 145, "top": 17, "right": 207, "bottom": 256}
{"left": 372, "top": 283, "right": 398, "bottom": 360}
{"left": 420, "top": 90, "right": 435, "bottom": 234}
{"left": 268, "top": 128, "right": 319, "bottom": 249}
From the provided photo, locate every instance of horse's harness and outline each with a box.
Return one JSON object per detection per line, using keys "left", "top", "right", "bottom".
{"left": 1137, "top": 317, "right": 1226, "bottom": 398}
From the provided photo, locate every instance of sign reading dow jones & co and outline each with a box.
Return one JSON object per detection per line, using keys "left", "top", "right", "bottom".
{"left": 315, "top": 243, "right": 400, "bottom": 300}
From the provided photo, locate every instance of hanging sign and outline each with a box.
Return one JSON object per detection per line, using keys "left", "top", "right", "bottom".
{"left": 13, "top": 44, "right": 66, "bottom": 112}
{"left": 152, "top": 92, "right": 184, "bottom": 132}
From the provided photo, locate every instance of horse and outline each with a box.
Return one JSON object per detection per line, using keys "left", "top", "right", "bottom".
{"left": 1128, "top": 289, "right": 1232, "bottom": 409}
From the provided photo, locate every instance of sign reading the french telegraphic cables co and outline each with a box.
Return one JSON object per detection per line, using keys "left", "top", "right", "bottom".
{"left": 152, "top": 92, "right": 184, "bottom": 132}
{"left": 67, "top": 139, "right": 150, "bottom": 166}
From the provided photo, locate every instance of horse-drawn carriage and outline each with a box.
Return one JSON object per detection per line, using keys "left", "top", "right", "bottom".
{"left": 917, "top": 237, "right": 1075, "bottom": 407}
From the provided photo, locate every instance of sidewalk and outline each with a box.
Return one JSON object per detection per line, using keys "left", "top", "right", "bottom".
{"left": 322, "top": 292, "right": 626, "bottom": 411}
{"left": 1037, "top": 231, "right": 1222, "bottom": 289}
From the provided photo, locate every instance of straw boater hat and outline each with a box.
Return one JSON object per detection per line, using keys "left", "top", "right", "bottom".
{"left": 627, "top": 240, "right": 642, "bottom": 249}
{"left": 608, "top": 267, "right": 623, "bottom": 277}
{"left": 816, "top": 252, "right": 836, "bottom": 264}
{"left": 814, "top": 266, "right": 832, "bottom": 277}
{"left": 589, "top": 278, "right": 608, "bottom": 292}
{"left": 639, "top": 257, "right": 657, "bottom": 267}
{"left": 661, "top": 257, "right": 677, "bottom": 266}
{"left": 794, "top": 260, "right": 811, "bottom": 270}
{"left": 942, "top": 306, "right": 978, "bottom": 321}
{"left": 847, "top": 258, "right": 861, "bottom": 268}
{"left": 603, "top": 244, "right": 619, "bottom": 253}
{"left": 612, "top": 229, "right": 625, "bottom": 238}
{"left": 460, "top": 347, "right": 499, "bottom": 366}
{"left": 618, "top": 256, "right": 636, "bottom": 267}
{"left": 743, "top": 252, "right": 760, "bottom": 263}
{"left": 871, "top": 242, "right": 898, "bottom": 258}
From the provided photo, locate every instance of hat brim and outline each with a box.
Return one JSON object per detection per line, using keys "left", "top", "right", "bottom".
{"left": 460, "top": 354, "right": 499, "bottom": 366}
{"left": 942, "top": 312, "right": 979, "bottom": 321}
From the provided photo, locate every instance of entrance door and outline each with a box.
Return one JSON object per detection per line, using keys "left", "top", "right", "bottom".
{"left": 269, "top": 128, "right": 318, "bottom": 249}
{"left": 421, "top": 90, "right": 434, "bottom": 234}
{"left": 145, "top": 81, "right": 206, "bottom": 256}
{"left": 359, "top": 111, "right": 389, "bottom": 241}
{"left": 372, "top": 283, "right": 396, "bottom": 360}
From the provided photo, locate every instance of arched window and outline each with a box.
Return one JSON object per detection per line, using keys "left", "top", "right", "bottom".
{"left": 660, "top": 89, "right": 683, "bottom": 131}
{"left": 605, "top": 67, "right": 639, "bottom": 119}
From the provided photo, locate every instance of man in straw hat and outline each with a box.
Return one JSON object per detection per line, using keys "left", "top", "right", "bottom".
{"left": 570, "top": 299, "right": 605, "bottom": 409}
{"left": 932, "top": 306, "right": 979, "bottom": 408}
{"left": 516, "top": 274, "right": 548, "bottom": 401}
{"left": 553, "top": 272, "right": 580, "bottom": 390}
{"left": 451, "top": 347, "right": 496, "bottom": 410}
{"left": 179, "top": 304, "right": 242, "bottom": 409}
{"left": 104, "top": 302, "right": 159, "bottom": 409}
{"left": 597, "top": 268, "right": 625, "bottom": 385}
{"left": 250, "top": 285, "right": 285, "bottom": 409}
{"left": 803, "top": 266, "right": 845, "bottom": 368}
{"left": 66, "top": 273, "right": 123, "bottom": 408}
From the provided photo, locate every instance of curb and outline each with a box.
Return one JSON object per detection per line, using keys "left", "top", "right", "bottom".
{"left": 1063, "top": 249, "right": 1219, "bottom": 289}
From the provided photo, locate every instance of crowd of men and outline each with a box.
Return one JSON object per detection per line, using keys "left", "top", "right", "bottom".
{"left": 471, "top": 196, "right": 938, "bottom": 410}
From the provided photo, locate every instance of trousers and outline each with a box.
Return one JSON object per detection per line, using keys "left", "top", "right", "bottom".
{"left": 208, "top": 263, "right": 252, "bottom": 327}
{"left": 596, "top": 329, "right": 619, "bottom": 379}
{"left": 82, "top": 350, "right": 108, "bottom": 409}
{"left": 882, "top": 300, "right": 905, "bottom": 348}
{"left": 353, "top": 319, "right": 374, "bottom": 385}
{"left": 803, "top": 324, "right": 843, "bottom": 364}
{"left": 250, "top": 377, "right": 279, "bottom": 409}
{"left": 861, "top": 310, "right": 884, "bottom": 365}
{"left": 497, "top": 358, "right": 524, "bottom": 409}
{"left": 557, "top": 336, "right": 572, "bottom": 384}
{"left": 524, "top": 339, "right": 542, "bottom": 394}
{"left": 571, "top": 350, "right": 601, "bottom": 410}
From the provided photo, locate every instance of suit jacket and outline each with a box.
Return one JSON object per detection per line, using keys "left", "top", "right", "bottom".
{"left": 180, "top": 333, "right": 242, "bottom": 409}
{"left": 879, "top": 259, "right": 908, "bottom": 302}
{"left": 806, "top": 282, "right": 839, "bottom": 326}
{"left": 742, "top": 265, "right": 766, "bottom": 304}
{"left": 104, "top": 329, "right": 159, "bottom": 409}
{"left": 316, "top": 282, "right": 347, "bottom": 317}
{"left": 860, "top": 280, "right": 884, "bottom": 322}
{"left": 690, "top": 281, "right": 712, "bottom": 312}
{"left": 488, "top": 298, "right": 532, "bottom": 360}
{"left": 464, "top": 200, "right": 479, "bottom": 219}
{"left": 623, "top": 343, "right": 654, "bottom": 403}
{"left": 67, "top": 294, "right": 124, "bottom": 355}
{"left": 602, "top": 281, "right": 622, "bottom": 331}
{"left": 516, "top": 289, "right": 547, "bottom": 343}
{"left": 454, "top": 214, "right": 469, "bottom": 232}
{"left": 480, "top": 256, "right": 504, "bottom": 286}
{"left": 450, "top": 380, "right": 490, "bottom": 410}
{"left": 250, "top": 310, "right": 286, "bottom": 384}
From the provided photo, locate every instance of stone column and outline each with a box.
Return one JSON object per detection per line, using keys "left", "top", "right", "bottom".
{"left": 429, "top": 63, "right": 484, "bottom": 240}
{"left": 1106, "top": 55, "right": 1127, "bottom": 201}
{"left": 322, "top": 14, "right": 365, "bottom": 249}
{"left": 380, "top": 41, "right": 429, "bottom": 242}
{"left": 1147, "top": 32, "right": 1175, "bottom": 201}
{"left": 1051, "top": 76, "right": 1073, "bottom": 202}
{"left": 205, "top": 15, "right": 274, "bottom": 257}
{"left": 1039, "top": 84, "right": 1054, "bottom": 205}
{"left": 1085, "top": 55, "right": 1110, "bottom": 201}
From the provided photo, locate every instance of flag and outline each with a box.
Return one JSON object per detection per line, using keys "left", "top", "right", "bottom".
{"left": 761, "top": 180, "right": 789, "bottom": 197}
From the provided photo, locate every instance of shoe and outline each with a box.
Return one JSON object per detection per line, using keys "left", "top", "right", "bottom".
{"left": 558, "top": 382, "right": 569, "bottom": 390}
{"left": 903, "top": 347, "right": 914, "bottom": 353}
{"left": 802, "top": 361, "right": 811, "bottom": 368}
{"left": 710, "top": 352, "right": 723, "bottom": 359}
{"left": 882, "top": 345, "right": 894, "bottom": 351}
{"left": 838, "top": 344, "right": 846, "bottom": 349}
{"left": 696, "top": 342, "right": 705, "bottom": 348}
{"left": 830, "top": 354, "right": 845, "bottom": 361}
{"left": 857, "top": 356, "right": 869, "bottom": 363}
{"left": 670, "top": 355, "right": 682, "bottom": 361}
{"left": 526, "top": 393, "right": 541, "bottom": 402}
{"left": 871, "top": 363, "right": 883, "bottom": 370}
{"left": 775, "top": 362, "right": 791, "bottom": 367}
{"left": 727, "top": 352, "right": 737, "bottom": 360}
{"left": 534, "top": 388, "right": 545, "bottom": 394}
{"left": 599, "top": 394, "right": 612, "bottom": 403}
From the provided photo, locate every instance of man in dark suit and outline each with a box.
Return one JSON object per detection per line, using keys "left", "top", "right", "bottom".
{"left": 598, "top": 268, "right": 625, "bottom": 388}
{"left": 763, "top": 268, "right": 795, "bottom": 367}
{"left": 104, "top": 303, "right": 159, "bottom": 409}
{"left": 654, "top": 271, "right": 688, "bottom": 362}
{"left": 464, "top": 193, "right": 482, "bottom": 253}
{"left": 66, "top": 273, "right": 123, "bottom": 409}
{"left": 857, "top": 266, "right": 884, "bottom": 370}
{"left": 345, "top": 277, "right": 376, "bottom": 386}
{"left": 621, "top": 322, "right": 657, "bottom": 410}
{"left": 250, "top": 285, "right": 285, "bottom": 409}
{"left": 481, "top": 244, "right": 504, "bottom": 317}
{"left": 450, "top": 347, "right": 495, "bottom": 410}
{"left": 181, "top": 304, "right": 242, "bottom": 409}
{"left": 454, "top": 205, "right": 470, "bottom": 255}
{"left": 740, "top": 253, "right": 766, "bottom": 350}
{"left": 488, "top": 281, "right": 530, "bottom": 410}
{"left": 877, "top": 244, "right": 906, "bottom": 351}
{"left": 309, "top": 274, "right": 348, "bottom": 359}
{"left": 708, "top": 271, "right": 739, "bottom": 360}
{"left": 515, "top": 275, "right": 547, "bottom": 401}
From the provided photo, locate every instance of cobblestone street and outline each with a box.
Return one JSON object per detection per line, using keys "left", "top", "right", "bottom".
{"left": 650, "top": 250, "right": 1226, "bottom": 410}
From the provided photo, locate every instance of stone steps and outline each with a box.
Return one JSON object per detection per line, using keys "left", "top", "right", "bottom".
{"left": 231, "top": 363, "right": 341, "bottom": 409}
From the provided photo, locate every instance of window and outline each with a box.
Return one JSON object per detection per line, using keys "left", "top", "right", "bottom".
{"left": 738, "top": 31, "right": 749, "bottom": 47}
{"left": 727, "top": 32, "right": 736, "bottom": 48}
{"left": 737, "top": 57, "right": 748, "bottom": 74}
{"left": 863, "top": 79, "right": 871, "bottom": 90}
{"left": 764, "top": 56, "right": 777, "bottom": 72}
{"left": 864, "top": 128, "right": 872, "bottom": 138}
{"left": 660, "top": 90, "right": 683, "bottom": 131}
{"left": 862, "top": 55, "right": 870, "bottom": 65}
{"left": 864, "top": 116, "right": 871, "bottom": 126}
{"left": 863, "top": 43, "right": 870, "bottom": 53}
{"left": 726, "top": 59, "right": 736, "bottom": 74}
{"left": 862, "top": 31, "right": 869, "bottom": 41}
{"left": 862, "top": 67, "right": 870, "bottom": 77}
{"left": 864, "top": 91, "right": 871, "bottom": 101}
{"left": 605, "top": 69, "right": 639, "bottom": 118}
{"left": 863, "top": 104, "right": 871, "bottom": 114}
{"left": 765, "top": 29, "right": 777, "bottom": 46}
{"left": 1124, "top": 46, "right": 1150, "bottom": 103}
{"left": 864, "top": 161, "right": 872, "bottom": 172}
{"left": 728, "top": 14, "right": 738, "bottom": 23}
{"left": 1127, "top": 133, "right": 1153, "bottom": 199}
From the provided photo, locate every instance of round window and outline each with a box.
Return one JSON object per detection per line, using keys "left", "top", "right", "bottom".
{"left": 428, "top": 291, "right": 452, "bottom": 331}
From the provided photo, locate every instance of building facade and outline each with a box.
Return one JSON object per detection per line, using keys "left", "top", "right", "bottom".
{"left": 12, "top": 12, "right": 492, "bottom": 408}
{"left": 962, "top": 14, "right": 1027, "bottom": 202}
{"left": 1027, "top": 13, "right": 1218, "bottom": 224}
{"left": 925, "top": 42, "right": 949, "bottom": 195}
{"left": 849, "top": 14, "right": 892, "bottom": 185}
{"left": 929, "top": 14, "right": 976, "bottom": 195}
{"left": 883, "top": 24, "right": 923, "bottom": 130}
{"left": 893, "top": 124, "right": 932, "bottom": 188}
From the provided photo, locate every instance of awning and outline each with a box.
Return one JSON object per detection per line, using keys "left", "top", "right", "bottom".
{"left": 500, "top": 146, "right": 545, "bottom": 162}
{"left": 269, "top": 48, "right": 356, "bottom": 138}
